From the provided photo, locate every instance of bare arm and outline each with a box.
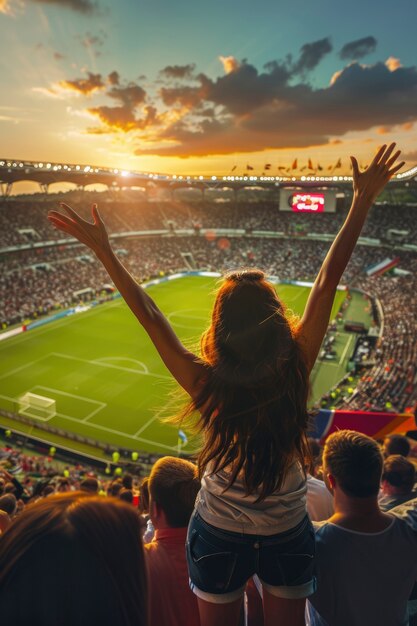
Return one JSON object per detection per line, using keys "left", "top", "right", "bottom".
{"left": 47, "top": 203, "right": 206, "bottom": 397}
{"left": 297, "top": 143, "right": 404, "bottom": 373}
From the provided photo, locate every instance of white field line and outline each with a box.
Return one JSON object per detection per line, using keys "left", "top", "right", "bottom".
{"left": 51, "top": 352, "right": 171, "bottom": 380}
{"left": 0, "top": 300, "right": 123, "bottom": 353}
{"left": 31, "top": 385, "right": 107, "bottom": 422}
{"left": 0, "top": 355, "right": 50, "bottom": 382}
{"left": 167, "top": 309, "right": 208, "bottom": 330}
{"left": 0, "top": 391, "right": 179, "bottom": 452}
{"left": 93, "top": 357, "right": 149, "bottom": 374}
{"left": 338, "top": 334, "right": 354, "bottom": 366}
{"left": 133, "top": 406, "right": 167, "bottom": 437}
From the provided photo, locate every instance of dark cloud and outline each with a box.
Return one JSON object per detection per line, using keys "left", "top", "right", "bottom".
{"left": 107, "top": 83, "right": 147, "bottom": 107}
{"left": 107, "top": 71, "right": 120, "bottom": 86}
{"left": 87, "top": 77, "right": 152, "bottom": 133}
{"left": 88, "top": 104, "right": 160, "bottom": 133}
{"left": 293, "top": 38, "right": 333, "bottom": 74}
{"left": 59, "top": 71, "right": 105, "bottom": 95}
{"left": 29, "top": 0, "right": 100, "bottom": 14}
{"left": 135, "top": 61, "right": 417, "bottom": 157}
{"left": 53, "top": 42, "right": 417, "bottom": 158}
{"left": 340, "top": 36, "right": 377, "bottom": 60}
{"left": 160, "top": 64, "right": 196, "bottom": 79}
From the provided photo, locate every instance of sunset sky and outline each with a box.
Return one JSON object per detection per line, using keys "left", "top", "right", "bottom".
{"left": 1, "top": 0, "right": 417, "bottom": 178}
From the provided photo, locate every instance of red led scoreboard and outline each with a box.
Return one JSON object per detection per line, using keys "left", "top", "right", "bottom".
{"left": 279, "top": 189, "right": 337, "bottom": 212}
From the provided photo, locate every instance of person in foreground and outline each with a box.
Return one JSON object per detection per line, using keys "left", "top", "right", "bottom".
{"left": 145, "top": 456, "right": 201, "bottom": 626}
{"left": 306, "top": 430, "right": 417, "bottom": 626}
{"left": 48, "top": 144, "right": 404, "bottom": 626}
{"left": 0, "top": 493, "right": 148, "bottom": 626}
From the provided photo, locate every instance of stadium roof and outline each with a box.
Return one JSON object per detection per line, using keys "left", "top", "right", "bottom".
{"left": 1, "top": 158, "right": 417, "bottom": 195}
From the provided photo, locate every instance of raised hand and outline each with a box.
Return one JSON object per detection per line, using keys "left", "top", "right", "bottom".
{"left": 47, "top": 203, "right": 111, "bottom": 257}
{"left": 350, "top": 143, "right": 405, "bottom": 204}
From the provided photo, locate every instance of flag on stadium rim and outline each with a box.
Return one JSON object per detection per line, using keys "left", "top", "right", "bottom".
{"left": 335, "top": 158, "right": 342, "bottom": 168}
{"left": 291, "top": 158, "right": 298, "bottom": 170}
{"left": 178, "top": 429, "right": 188, "bottom": 445}
{"left": 246, "top": 164, "right": 254, "bottom": 171}
{"left": 308, "top": 158, "right": 314, "bottom": 170}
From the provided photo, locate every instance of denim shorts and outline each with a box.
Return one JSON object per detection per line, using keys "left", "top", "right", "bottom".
{"left": 186, "top": 511, "right": 316, "bottom": 604}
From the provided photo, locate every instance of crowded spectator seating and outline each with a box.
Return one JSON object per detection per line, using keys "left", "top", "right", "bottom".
{"left": 1, "top": 193, "right": 416, "bottom": 414}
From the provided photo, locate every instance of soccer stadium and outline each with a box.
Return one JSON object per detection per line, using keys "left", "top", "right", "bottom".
{"left": 1, "top": 3, "right": 417, "bottom": 625}
{"left": 1, "top": 158, "right": 416, "bottom": 461}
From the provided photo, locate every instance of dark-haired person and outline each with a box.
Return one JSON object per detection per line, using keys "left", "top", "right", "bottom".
{"left": 80, "top": 476, "right": 99, "bottom": 493}
{"left": 307, "top": 430, "right": 417, "bottom": 626}
{"left": 145, "top": 456, "right": 201, "bottom": 626}
{"left": 379, "top": 454, "right": 416, "bottom": 511}
{"left": 0, "top": 492, "right": 148, "bottom": 626}
{"left": 382, "top": 433, "right": 411, "bottom": 458}
{"left": 48, "top": 144, "right": 404, "bottom": 626}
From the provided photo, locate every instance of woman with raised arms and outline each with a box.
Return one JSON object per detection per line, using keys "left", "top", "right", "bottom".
{"left": 48, "top": 144, "right": 403, "bottom": 626}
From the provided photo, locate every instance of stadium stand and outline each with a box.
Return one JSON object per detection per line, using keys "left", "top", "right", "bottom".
{"left": 1, "top": 193, "right": 416, "bottom": 413}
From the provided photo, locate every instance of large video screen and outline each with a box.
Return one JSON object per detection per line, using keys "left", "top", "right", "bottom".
{"left": 291, "top": 193, "right": 325, "bottom": 213}
{"left": 279, "top": 189, "right": 337, "bottom": 212}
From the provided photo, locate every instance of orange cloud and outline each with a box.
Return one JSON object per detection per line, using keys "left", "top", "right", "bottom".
{"left": 219, "top": 56, "right": 240, "bottom": 74}
{"left": 385, "top": 57, "right": 402, "bottom": 72}
{"left": 58, "top": 72, "right": 105, "bottom": 96}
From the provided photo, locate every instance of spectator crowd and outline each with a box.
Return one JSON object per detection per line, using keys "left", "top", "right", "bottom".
{"left": 1, "top": 430, "right": 416, "bottom": 625}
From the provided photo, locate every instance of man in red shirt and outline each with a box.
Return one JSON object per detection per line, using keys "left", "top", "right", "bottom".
{"left": 145, "top": 456, "right": 201, "bottom": 626}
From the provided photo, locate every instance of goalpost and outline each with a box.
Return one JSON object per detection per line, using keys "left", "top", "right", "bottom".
{"left": 18, "top": 392, "right": 56, "bottom": 420}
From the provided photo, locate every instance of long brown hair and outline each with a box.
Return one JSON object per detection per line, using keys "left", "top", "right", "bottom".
{"left": 0, "top": 492, "right": 148, "bottom": 626}
{"left": 172, "top": 269, "right": 310, "bottom": 501}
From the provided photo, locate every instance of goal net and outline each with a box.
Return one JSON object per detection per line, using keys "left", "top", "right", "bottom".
{"left": 18, "top": 392, "right": 56, "bottom": 420}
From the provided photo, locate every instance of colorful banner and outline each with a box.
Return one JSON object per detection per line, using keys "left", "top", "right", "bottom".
{"left": 308, "top": 409, "right": 415, "bottom": 443}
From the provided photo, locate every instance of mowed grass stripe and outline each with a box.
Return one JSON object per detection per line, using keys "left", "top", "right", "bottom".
{"left": 0, "top": 276, "right": 348, "bottom": 454}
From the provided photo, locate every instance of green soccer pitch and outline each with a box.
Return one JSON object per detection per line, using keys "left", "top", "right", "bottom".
{"left": 0, "top": 276, "right": 359, "bottom": 457}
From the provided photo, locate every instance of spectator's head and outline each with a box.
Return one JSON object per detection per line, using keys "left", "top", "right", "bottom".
{"left": 4, "top": 482, "right": 16, "bottom": 495}
{"left": 381, "top": 455, "right": 416, "bottom": 495}
{"left": 56, "top": 477, "right": 70, "bottom": 493}
{"left": 0, "top": 493, "right": 148, "bottom": 626}
{"left": 138, "top": 477, "right": 150, "bottom": 515}
{"left": 119, "top": 489, "right": 134, "bottom": 505}
{"left": 149, "top": 457, "right": 199, "bottom": 528}
{"left": 382, "top": 434, "right": 410, "bottom": 458}
{"left": 80, "top": 477, "right": 99, "bottom": 494}
{"left": 0, "top": 478, "right": 5, "bottom": 496}
{"left": 0, "top": 494, "right": 17, "bottom": 517}
{"left": 323, "top": 430, "right": 383, "bottom": 498}
{"left": 107, "top": 479, "right": 123, "bottom": 498}
{"left": 307, "top": 437, "right": 322, "bottom": 476}
{"left": 122, "top": 473, "right": 133, "bottom": 490}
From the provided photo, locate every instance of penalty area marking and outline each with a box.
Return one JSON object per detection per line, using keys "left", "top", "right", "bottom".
{"left": 30, "top": 385, "right": 107, "bottom": 422}
{"left": 50, "top": 352, "right": 171, "bottom": 380}
{"left": 92, "top": 356, "right": 149, "bottom": 374}
{"left": 167, "top": 309, "right": 208, "bottom": 331}
{"left": 0, "top": 389, "right": 180, "bottom": 452}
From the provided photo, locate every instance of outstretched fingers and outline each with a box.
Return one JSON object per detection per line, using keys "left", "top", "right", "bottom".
{"left": 350, "top": 156, "right": 360, "bottom": 179}
{"left": 377, "top": 142, "right": 396, "bottom": 167}
{"left": 370, "top": 144, "right": 387, "bottom": 167}
{"left": 387, "top": 161, "right": 405, "bottom": 177}
{"left": 92, "top": 203, "right": 103, "bottom": 225}
{"left": 385, "top": 150, "right": 401, "bottom": 169}
{"left": 60, "top": 202, "right": 87, "bottom": 224}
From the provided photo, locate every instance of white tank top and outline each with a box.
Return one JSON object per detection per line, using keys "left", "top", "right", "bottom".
{"left": 195, "top": 461, "right": 307, "bottom": 535}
